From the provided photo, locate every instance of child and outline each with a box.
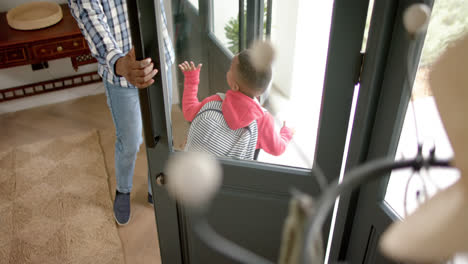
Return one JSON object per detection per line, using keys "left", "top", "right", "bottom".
{"left": 178, "top": 41, "right": 294, "bottom": 160}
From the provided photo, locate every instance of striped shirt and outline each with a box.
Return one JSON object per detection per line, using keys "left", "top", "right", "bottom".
{"left": 185, "top": 100, "right": 258, "bottom": 160}
{"left": 68, "top": 0, "right": 175, "bottom": 88}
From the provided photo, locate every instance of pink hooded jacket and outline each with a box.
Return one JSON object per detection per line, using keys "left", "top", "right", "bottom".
{"left": 182, "top": 69, "right": 293, "bottom": 156}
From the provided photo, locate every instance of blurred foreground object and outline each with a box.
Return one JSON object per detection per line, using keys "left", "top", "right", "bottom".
{"left": 165, "top": 151, "right": 222, "bottom": 210}
{"left": 279, "top": 192, "right": 323, "bottom": 264}
{"left": 403, "top": 3, "right": 431, "bottom": 36}
{"left": 380, "top": 34, "right": 468, "bottom": 263}
{"left": 249, "top": 40, "right": 276, "bottom": 72}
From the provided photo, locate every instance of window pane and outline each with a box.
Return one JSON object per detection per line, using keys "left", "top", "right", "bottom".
{"left": 384, "top": 0, "right": 467, "bottom": 218}
{"left": 211, "top": 0, "right": 239, "bottom": 54}
{"left": 257, "top": 0, "right": 334, "bottom": 168}
{"left": 187, "top": 0, "right": 198, "bottom": 10}
{"left": 169, "top": 0, "right": 335, "bottom": 169}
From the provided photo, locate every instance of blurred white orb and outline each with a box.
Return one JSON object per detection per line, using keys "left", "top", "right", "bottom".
{"left": 403, "top": 4, "right": 431, "bottom": 35}
{"left": 250, "top": 39, "right": 276, "bottom": 72}
{"left": 165, "top": 151, "right": 222, "bottom": 209}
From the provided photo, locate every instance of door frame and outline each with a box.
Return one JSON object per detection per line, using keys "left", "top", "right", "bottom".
{"left": 310, "top": 0, "right": 373, "bottom": 260}
{"left": 327, "top": 0, "right": 432, "bottom": 263}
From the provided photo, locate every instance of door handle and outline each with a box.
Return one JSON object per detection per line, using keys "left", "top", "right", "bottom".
{"left": 155, "top": 173, "right": 166, "bottom": 186}
{"left": 126, "top": 0, "right": 157, "bottom": 148}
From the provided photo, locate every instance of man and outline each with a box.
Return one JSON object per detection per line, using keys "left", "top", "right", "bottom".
{"left": 68, "top": 0, "right": 175, "bottom": 225}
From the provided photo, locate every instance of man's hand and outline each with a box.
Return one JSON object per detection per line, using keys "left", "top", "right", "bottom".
{"left": 178, "top": 61, "right": 202, "bottom": 72}
{"left": 115, "top": 48, "right": 158, "bottom": 89}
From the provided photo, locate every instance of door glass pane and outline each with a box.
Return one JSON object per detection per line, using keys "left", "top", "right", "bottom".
{"left": 168, "top": 0, "right": 335, "bottom": 169}
{"left": 254, "top": 0, "right": 334, "bottom": 168}
{"left": 384, "top": 0, "right": 467, "bottom": 218}
{"left": 211, "top": 0, "right": 239, "bottom": 54}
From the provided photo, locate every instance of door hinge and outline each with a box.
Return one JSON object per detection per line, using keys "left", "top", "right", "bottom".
{"left": 354, "top": 52, "right": 365, "bottom": 85}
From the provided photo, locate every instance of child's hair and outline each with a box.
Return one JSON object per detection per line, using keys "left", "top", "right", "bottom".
{"left": 236, "top": 40, "right": 275, "bottom": 94}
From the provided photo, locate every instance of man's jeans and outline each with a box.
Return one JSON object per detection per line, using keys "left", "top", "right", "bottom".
{"left": 104, "top": 73, "right": 172, "bottom": 195}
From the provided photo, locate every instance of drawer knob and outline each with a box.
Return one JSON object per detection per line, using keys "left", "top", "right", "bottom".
{"left": 73, "top": 42, "right": 79, "bottom": 47}
{"left": 57, "top": 46, "right": 63, "bottom": 52}
{"left": 41, "top": 49, "right": 46, "bottom": 53}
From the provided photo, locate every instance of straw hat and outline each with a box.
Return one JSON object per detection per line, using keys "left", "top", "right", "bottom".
{"left": 7, "top": 1, "right": 63, "bottom": 31}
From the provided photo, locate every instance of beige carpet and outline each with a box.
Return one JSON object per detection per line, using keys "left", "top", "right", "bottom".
{"left": 0, "top": 130, "right": 125, "bottom": 264}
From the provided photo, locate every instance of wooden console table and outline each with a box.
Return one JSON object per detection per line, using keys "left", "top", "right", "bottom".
{"left": 0, "top": 4, "right": 101, "bottom": 102}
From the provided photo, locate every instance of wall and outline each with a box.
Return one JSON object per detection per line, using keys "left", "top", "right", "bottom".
{"left": 0, "top": 0, "right": 98, "bottom": 92}
{"left": 0, "top": 0, "right": 179, "bottom": 104}
{"left": 270, "top": 0, "right": 299, "bottom": 97}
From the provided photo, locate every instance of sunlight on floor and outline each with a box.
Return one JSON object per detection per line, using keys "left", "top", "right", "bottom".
{"left": 255, "top": 0, "right": 333, "bottom": 169}
{"left": 256, "top": 86, "right": 318, "bottom": 169}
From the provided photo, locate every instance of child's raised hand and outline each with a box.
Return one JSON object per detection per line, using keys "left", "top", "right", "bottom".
{"left": 178, "top": 61, "right": 202, "bottom": 72}
{"left": 283, "top": 121, "right": 296, "bottom": 136}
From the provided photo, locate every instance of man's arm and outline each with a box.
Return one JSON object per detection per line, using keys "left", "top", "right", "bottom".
{"left": 68, "top": 0, "right": 124, "bottom": 74}
{"left": 68, "top": 0, "right": 157, "bottom": 88}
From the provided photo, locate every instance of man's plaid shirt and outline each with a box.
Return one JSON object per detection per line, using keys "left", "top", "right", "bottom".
{"left": 68, "top": 0, "right": 175, "bottom": 88}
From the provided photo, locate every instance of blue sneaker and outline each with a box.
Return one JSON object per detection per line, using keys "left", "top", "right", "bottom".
{"left": 148, "top": 192, "right": 153, "bottom": 205}
{"left": 114, "top": 191, "right": 131, "bottom": 225}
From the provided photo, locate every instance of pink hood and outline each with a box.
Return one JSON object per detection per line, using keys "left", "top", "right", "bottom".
{"left": 222, "top": 90, "right": 265, "bottom": 130}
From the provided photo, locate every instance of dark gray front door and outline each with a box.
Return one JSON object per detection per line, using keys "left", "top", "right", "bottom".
{"left": 325, "top": 0, "right": 461, "bottom": 263}
{"left": 128, "top": 0, "right": 372, "bottom": 263}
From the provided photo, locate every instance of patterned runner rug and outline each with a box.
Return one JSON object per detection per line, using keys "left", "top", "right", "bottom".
{"left": 0, "top": 130, "right": 125, "bottom": 264}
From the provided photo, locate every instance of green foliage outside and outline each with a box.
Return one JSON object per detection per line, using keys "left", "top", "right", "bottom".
{"left": 224, "top": 6, "right": 267, "bottom": 54}
{"left": 224, "top": 15, "right": 243, "bottom": 54}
